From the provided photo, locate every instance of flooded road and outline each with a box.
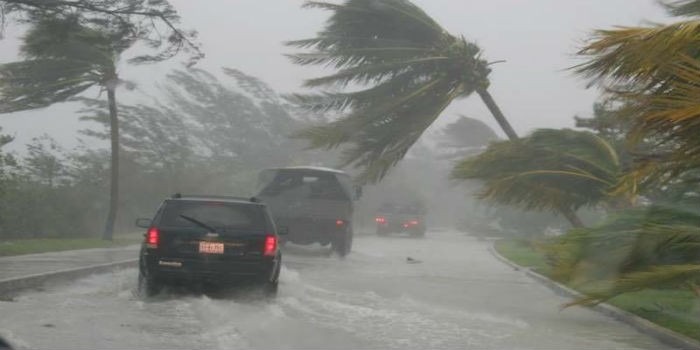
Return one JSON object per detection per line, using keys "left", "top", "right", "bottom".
{"left": 0, "top": 231, "right": 673, "bottom": 349}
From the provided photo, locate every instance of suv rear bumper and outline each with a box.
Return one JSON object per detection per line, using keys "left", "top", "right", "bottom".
{"left": 277, "top": 218, "right": 347, "bottom": 245}
{"left": 142, "top": 252, "right": 278, "bottom": 285}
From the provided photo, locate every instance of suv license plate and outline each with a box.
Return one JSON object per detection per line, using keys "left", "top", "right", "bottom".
{"left": 199, "top": 241, "right": 224, "bottom": 254}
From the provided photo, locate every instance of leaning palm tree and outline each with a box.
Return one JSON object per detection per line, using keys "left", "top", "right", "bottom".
{"left": 286, "top": 0, "right": 517, "bottom": 183}
{"left": 0, "top": 16, "right": 133, "bottom": 240}
{"left": 451, "top": 129, "right": 626, "bottom": 228}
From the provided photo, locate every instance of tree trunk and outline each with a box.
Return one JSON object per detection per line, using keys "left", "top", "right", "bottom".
{"left": 102, "top": 86, "right": 119, "bottom": 241}
{"left": 477, "top": 87, "right": 587, "bottom": 227}
{"left": 476, "top": 88, "right": 519, "bottom": 141}
{"left": 559, "top": 206, "right": 585, "bottom": 228}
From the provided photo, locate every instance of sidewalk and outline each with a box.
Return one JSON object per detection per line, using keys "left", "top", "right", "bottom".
{"left": 0, "top": 245, "right": 140, "bottom": 296}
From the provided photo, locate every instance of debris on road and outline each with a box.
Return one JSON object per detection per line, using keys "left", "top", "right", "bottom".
{"left": 406, "top": 257, "right": 422, "bottom": 264}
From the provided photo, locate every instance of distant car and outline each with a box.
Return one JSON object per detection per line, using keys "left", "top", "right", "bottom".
{"left": 375, "top": 203, "right": 427, "bottom": 237}
{"left": 255, "top": 166, "right": 360, "bottom": 256}
{"left": 135, "top": 194, "right": 284, "bottom": 297}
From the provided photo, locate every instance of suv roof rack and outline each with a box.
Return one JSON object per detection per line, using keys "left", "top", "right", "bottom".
{"left": 171, "top": 193, "right": 260, "bottom": 203}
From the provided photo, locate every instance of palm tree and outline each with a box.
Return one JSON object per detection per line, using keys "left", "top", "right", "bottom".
{"left": 0, "top": 16, "right": 133, "bottom": 240}
{"left": 286, "top": 0, "right": 517, "bottom": 183}
{"left": 451, "top": 129, "right": 626, "bottom": 228}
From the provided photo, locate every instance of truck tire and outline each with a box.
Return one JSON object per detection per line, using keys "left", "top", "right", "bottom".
{"left": 332, "top": 226, "right": 353, "bottom": 257}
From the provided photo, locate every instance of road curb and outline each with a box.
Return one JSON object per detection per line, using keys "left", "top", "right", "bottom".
{"left": 488, "top": 242, "right": 700, "bottom": 350}
{"left": 0, "top": 259, "right": 138, "bottom": 299}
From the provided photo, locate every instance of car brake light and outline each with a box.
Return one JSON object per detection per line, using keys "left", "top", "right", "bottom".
{"left": 336, "top": 219, "right": 344, "bottom": 226}
{"left": 147, "top": 227, "right": 159, "bottom": 248}
{"left": 263, "top": 235, "right": 277, "bottom": 256}
{"left": 409, "top": 220, "right": 419, "bottom": 225}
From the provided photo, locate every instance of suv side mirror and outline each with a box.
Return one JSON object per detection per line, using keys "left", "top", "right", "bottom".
{"left": 135, "top": 218, "right": 152, "bottom": 229}
{"left": 354, "top": 186, "right": 363, "bottom": 200}
{"left": 278, "top": 226, "right": 289, "bottom": 236}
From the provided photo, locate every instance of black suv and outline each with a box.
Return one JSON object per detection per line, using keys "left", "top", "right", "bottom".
{"left": 136, "top": 194, "right": 283, "bottom": 297}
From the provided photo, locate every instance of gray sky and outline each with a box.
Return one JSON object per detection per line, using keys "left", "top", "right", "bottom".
{"left": 0, "top": 0, "right": 671, "bottom": 151}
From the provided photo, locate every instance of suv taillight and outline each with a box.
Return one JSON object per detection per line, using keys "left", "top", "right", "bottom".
{"left": 146, "top": 227, "right": 159, "bottom": 248}
{"left": 263, "top": 235, "right": 277, "bottom": 256}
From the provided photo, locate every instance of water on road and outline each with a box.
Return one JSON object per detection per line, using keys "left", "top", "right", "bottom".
{"left": 0, "top": 231, "right": 673, "bottom": 349}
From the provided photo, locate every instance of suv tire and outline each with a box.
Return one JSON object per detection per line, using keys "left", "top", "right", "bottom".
{"left": 138, "top": 267, "right": 162, "bottom": 297}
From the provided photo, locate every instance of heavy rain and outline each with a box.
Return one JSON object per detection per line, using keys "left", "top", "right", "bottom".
{"left": 0, "top": 1, "right": 698, "bottom": 349}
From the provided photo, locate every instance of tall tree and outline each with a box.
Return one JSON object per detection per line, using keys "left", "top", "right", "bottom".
{"left": 286, "top": 0, "right": 517, "bottom": 183}
{"left": 0, "top": 16, "right": 133, "bottom": 239}
{"left": 23, "top": 135, "right": 66, "bottom": 188}
{"left": 436, "top": 116, "right": 498, "bottom": 160}
{"left": 0, "top": 0, "right": 202, "bottom": 65}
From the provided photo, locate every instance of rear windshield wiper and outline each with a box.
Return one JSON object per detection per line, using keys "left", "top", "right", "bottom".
{"left": 179, "top": 214, "right": 217, "bottom": 233}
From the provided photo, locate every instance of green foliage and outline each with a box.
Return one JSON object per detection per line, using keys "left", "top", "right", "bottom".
{"left": 498, "top": 238, "right": 700, "bottom": 341}
{"left": 287, "top": 0, "right": 506, "bottom": 183}
{"left": 0, "top": 15, "right": 128, "bottom": 113}
{"left": 0, "top": 236, "right": 142, "bottom": 257}
{"left": 1, "top": 0, "right": 201, "bottom": 65}
{"left": 574, "top": 16, "right": 700, "bottom": 195}
{"left": 0, "top": 66, "right": 324, "bottom": 239}
{"left": 452, "top": 129, "right": 623, "bottom": 218}
{"left": 0, "top": 141, "right": 109, "bottom": 238}
{"left": 494, "top": 239, "right": 550, "bottom": 273}
{"left": 544, "top": 206, "right": 700, "bottom": 305}
{"left": 436, "top": 116, "right": 498, "bottom": 160}
{"left": 662, "top": 0, "right": 700, "bottom": 17}
{"left": 438, "top": 116, "right": 498, "bottom": 149}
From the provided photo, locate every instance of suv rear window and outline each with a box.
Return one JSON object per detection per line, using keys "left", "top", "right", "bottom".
{"left": 259, "top": 171, "right": 349, "bottom": 200}
{"left": 158, "top": 200, "right": 266, "bottom": 231}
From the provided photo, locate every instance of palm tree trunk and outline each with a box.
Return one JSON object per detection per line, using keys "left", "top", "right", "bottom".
{"left": 476, "top": 88, "right": 519, "bottom": 141}
{"left": 477, "top": 87, "right": 587, "bottom": 227}
{"left": 102, "top": 86, "right": 119, "bottom": 240}
{"left": 559, "top": 206, "right": 585, "bottom": 228}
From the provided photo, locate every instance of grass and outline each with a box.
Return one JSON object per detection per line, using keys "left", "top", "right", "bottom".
{"left": 494, "top": 239, "right": 550, "bottom": 274}
{"left": 495, "top": 238, "right": 700, "bottom": 342}
{"left": 0, "top": 234, "right": 143, "bottom": 257}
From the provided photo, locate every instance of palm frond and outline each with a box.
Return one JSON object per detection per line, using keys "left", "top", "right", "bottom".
{"left": 575, "top": 21, "right": 700, "bottom": 87}
{"left": 452, "top": 129, "right": 623, "bottom": 214}
{"left": 287, "top": 0, "right": 496, "bottom": 182}
{"left": 565, "top": 265, "right": 700, "bottom": 307}
{"left": 662, "top": 0, "right": 700, "bottom": 17}
{"left": 544, "top": 206, "right": 700, "bottom": 289}
{"left": 303, "top": 56, "right": 449, "bottom": 87}
{"left": 0, "top": 59, "right": 96, "bottom": 113}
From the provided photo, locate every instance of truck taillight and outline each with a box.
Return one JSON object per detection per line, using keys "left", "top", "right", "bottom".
{"left": 336, "top": 219, "right": 344, "bottom": 226}
{"left": 375, "top": 216, "right": 386, "bottom": 224}
{"left": 263, "top": 235, "right": 277, "bottom": 257}
{"left": 409, "top": 220, "right": 419, "bottom": 225}
{"left": 146, "top": 227, "right": 159, "bottom": 248}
